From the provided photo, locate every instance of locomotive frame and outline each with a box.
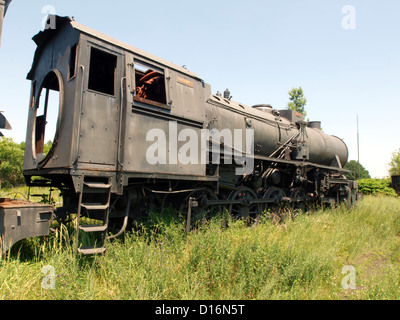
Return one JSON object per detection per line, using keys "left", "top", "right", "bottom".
{"left": 1, "top": 15, "right": 358, "bottom": 254}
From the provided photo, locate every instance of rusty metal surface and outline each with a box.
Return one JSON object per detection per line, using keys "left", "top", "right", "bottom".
{"left": 0, "top": 198, "right": 53, "bottom": 253}
{"left": 0, "top": 198, "right": 50, "bottom": 208}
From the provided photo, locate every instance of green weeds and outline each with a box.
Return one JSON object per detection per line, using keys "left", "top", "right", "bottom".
{"left": 1, "top": 195, "right": 400, "bottom": 300}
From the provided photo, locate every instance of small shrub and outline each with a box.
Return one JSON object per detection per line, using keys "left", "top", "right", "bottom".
{"left": 357, "top": 179, "right": 398, "bottom": 197}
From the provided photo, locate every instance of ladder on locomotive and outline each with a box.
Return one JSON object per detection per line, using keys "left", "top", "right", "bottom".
{"left": 76, "top": 180, "right": 111, "bottom": 255}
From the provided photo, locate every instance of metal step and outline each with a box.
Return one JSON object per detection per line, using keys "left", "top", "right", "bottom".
{"left": 78, "top": 247, "right": 106, "bottom": 255}
{"left": 78, "top": 224, "right": 108, "bottom": 232}
{"left": 82, "top": 182, "right": 112, "bottom": 194}
{"left": 84, "top": 182, "right": 111, "bottom": 189}
{"left": 81, "top": 203, "right": 109, "bottom": 211}
{"left": 76, "top": 178, "right": 111, "bottom": 255}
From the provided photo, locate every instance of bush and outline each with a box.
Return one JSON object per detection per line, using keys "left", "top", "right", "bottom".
{"left": 388, "top": 148, "right": 400, "bottom": 176}
{"left": 0, "top": 137, "right": 25, "bottom": 188}
{"left": 357, "top": 178, "right": 398, "bottom": 197}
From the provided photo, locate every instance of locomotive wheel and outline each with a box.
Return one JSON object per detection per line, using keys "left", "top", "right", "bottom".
{"left": 180, "top": 188, "right": 221, "bottom": 228}
{"left": 263, "top": 187, "right": 286, "bottom": 202}
{"left": 339, "top": 185, "right": 352, "bottom": 208}
{"left": 289, "top": 187, "right": 307, "bottom": 218}
{"left": 263, "top": 187, "right": 286, "bottom": 219}
{"left": 228, "top": 186, "right": 260, "bottom": 222}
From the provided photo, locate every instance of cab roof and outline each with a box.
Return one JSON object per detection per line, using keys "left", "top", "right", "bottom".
{"left": 28, "top": 15, "right": 202, "bottom": 81}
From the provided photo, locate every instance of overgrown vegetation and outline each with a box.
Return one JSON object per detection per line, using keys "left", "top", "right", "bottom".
{"left": 0, "top": 137, "right": 53, "bottom": 188}
{"left": 0, "top": 138, "right": 25, "bottom": 187}
{"left": 358, "top": 178, "right": 398, "bottom": 197}
{"left": 344, "top": 160, "right": 371, "bottom": 181}
{"left": 388, "top": 148, "right": 400, "bottom": 176}
{"left": 1, "top": 193, "right": 400, "bottom": 300}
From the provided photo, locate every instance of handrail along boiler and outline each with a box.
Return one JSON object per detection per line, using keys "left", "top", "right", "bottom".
{"left": 1, "top": 16, "right": 358, "bottom": 254}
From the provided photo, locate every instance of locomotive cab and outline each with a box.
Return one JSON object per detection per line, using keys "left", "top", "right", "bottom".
{"left": 24, "top": 15, "right": 211, "bottom": 196}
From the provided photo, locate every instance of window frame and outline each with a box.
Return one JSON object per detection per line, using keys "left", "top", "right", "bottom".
{"left": 32, "top": 69, "right": 64, "bottom": 164}
{"left": 132, "top": 59, "right": 170, "bottom": 110}
{"left": 68, "top": 43, "right": 78, "bottom": 81}
{"left": 87, "top": 46, "right": 118, "bottom": 96}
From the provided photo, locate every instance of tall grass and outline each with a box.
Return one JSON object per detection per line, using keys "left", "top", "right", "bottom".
{"left": 1, "top": 195, "right": 400, "bottom": 300}
{"left": 0, "top": 186, "right": 62, "bottom": 204}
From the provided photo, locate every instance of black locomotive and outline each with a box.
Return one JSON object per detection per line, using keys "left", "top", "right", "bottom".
{"left": 1, "top": 16, "right": 358, "bottom": 254}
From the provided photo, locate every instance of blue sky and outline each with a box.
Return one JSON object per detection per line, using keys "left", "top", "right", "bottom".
{"left": 0, "top": 0, "right": 399, "bottom": 178}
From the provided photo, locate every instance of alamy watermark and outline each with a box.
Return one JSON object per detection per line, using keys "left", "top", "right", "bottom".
{"left": 41, "top": 5, "right": 56, "bottom": 30}
{"left": 341, "top": 5, "right": 356, "bottom": 30}
{"left": 341, "top": 265, "right": 356, "bottom": 290}
{"left": 145, "top": 121, "right": 254, "bottom": 175}
{"left": 41, "top": 265, "right": 56, "bottom": 290}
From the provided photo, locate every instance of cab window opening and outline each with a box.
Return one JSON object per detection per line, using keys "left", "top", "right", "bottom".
{"left": 68, "top": 43, "right": 78, "bottom": 80}
{"left": 88, "top": 47, "right": 117, "bottom": 95}
{"left": 35, "top": 71, "right": 60, "bottom": 161}
{"left": 134, "top": 62, "right": 166, "bottom": 105}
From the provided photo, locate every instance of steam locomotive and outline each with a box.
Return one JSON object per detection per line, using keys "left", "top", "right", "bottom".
{"left": 1, "top": 15, "right": 358, "bottom": 254}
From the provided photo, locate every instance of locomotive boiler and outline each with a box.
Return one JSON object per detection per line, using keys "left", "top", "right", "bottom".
{"left": 1, "top": 15, "right": 358, "bottom": 254}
